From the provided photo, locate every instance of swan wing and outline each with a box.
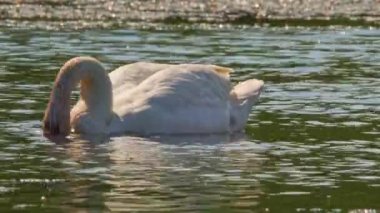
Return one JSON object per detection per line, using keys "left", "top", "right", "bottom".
{"left": 111, "top": 64, "right": 233, "bottom": 134}
{"left": 109, "top": 62, "right": 174, "bottom": 94}
{"left": 71, "top": 62, "right": 172, "bottom": 115}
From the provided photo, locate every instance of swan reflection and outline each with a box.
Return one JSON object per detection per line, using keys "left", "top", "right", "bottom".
{"left": 52, "top": 133, "right": 266, "bottom": 211}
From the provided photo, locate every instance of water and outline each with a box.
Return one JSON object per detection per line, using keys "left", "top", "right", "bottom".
{"left": 0, "top": 25, "right": 379, "bottom": 212}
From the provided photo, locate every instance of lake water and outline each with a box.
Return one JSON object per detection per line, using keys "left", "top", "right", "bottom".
{"left": 0, "top": 24, "right": 379, "bottom": 212}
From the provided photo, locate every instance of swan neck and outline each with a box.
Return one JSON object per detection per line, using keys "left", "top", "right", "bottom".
{"left": 43, "top": 57, "right": 112, "bottom": 136}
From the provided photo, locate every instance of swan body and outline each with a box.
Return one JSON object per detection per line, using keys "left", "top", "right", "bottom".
{"left": 43, "top": 57, "right": 264, "bottom": 136}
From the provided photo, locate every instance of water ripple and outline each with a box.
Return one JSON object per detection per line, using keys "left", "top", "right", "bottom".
{"left": 0, "top": 26, "right": 379, "bottom": 211}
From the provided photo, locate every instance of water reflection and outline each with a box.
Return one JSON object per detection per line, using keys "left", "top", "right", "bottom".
{"left": 52, "top": 134, "right": 265, "bottom": 211}
{"left": 0, "top": 25, "right": 379, "bottom": 211}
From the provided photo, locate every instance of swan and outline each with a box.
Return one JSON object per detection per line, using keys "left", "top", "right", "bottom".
{"left": 43, "top": 57, "right": 264, "bottom": 136}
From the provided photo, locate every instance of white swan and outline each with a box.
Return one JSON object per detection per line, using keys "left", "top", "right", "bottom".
{"left": 43, "top": 57, "right": 264, "bottom": 136}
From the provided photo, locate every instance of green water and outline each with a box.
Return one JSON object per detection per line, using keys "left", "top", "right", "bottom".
{"left": 0, "top": 25, "right": 379, "bottom": 212}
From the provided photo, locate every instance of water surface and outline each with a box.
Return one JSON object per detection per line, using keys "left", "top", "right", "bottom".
{"left": 0, "top": 25, "right": 379, "bottom": 212}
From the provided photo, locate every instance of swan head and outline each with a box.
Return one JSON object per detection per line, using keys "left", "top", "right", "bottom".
{"left": 43, "top": 81, "right": 71, "bottom": 137}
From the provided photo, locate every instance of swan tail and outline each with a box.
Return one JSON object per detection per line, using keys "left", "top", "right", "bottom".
{"left": 229, "top": 79, "right": 264, "bottom": 132}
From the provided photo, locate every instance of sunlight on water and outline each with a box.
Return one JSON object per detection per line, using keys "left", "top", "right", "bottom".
{"left": 0, "top": 25, "right": 379, "bottom": 212}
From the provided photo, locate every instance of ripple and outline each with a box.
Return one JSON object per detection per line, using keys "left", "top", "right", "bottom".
{"left": 0, "top": 25, "right": 379, "bottom": 212}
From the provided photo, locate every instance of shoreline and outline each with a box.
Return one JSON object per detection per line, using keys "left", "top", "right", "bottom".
{"left": 0, "top": 0, "right": 378, "bottom": 29}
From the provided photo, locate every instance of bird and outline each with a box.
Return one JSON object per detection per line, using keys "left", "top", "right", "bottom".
{"left": 43, "top": 56, "right": 264, "bottom": 137}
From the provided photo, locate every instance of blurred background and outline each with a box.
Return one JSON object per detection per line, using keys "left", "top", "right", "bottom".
{"left": 0, "top": 0, "right": 379, "bottom": 29}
